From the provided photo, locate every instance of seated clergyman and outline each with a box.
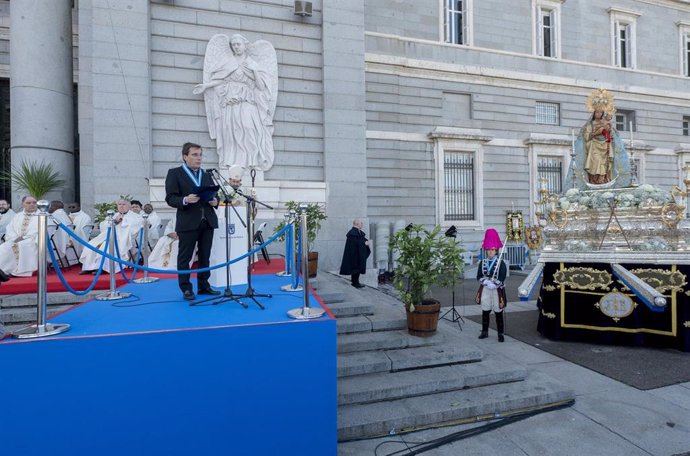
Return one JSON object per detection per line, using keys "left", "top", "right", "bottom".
{"left": 0, "top": 196, "right": 39, "bottom": 277}
{"left": 79, "top": 199, "right": 144, "bottom": 274}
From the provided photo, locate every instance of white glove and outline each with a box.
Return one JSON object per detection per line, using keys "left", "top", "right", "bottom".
{"left": 483, "top": 280, "right": 498, "bottom": 290}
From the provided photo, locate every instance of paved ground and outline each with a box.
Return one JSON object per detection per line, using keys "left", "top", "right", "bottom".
{"left": 330, "top": 271, "right": 690, "bottom": 456}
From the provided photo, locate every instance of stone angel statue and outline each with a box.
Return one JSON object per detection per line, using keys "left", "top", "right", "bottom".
{"left": 193, "top": 34, "right": 278, "bottom": 171}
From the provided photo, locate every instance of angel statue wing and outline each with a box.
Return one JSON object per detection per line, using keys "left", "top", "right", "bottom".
{"left": 197, "top": 34, "right": 232, "bottom": 140}
{"left": 247, "top": 40, "right": 278, "bottom": 128}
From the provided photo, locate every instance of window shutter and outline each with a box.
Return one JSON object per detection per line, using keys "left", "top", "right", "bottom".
{"left": 537, "top": 8, "right": 544, "bottom": 56}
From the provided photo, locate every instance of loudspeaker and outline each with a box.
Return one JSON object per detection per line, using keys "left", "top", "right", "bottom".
{"left": 294, "top": 0, "right": 313, "bottom": 17}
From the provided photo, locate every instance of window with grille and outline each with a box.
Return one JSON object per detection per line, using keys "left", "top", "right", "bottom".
{"left": 615, "top": 110, "right": 636, "bottom": 132}
{"left": 535, "top": 102, "right": 560, "bottom": 125}
{"left": 444, "top": 151, "right": 475, "bottom": 221}
{"left": 683, "top": 116, "right": 690, "bottom": 136}
{"left": 445, "top": 0, "right": 470, "bottom": 45}
{"left": 537, "top": 157, "right": 562, "bottom": 194}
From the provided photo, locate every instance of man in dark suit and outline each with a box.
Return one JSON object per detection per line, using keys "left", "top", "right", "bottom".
{"left": 165, "top": 142, "right": 221, "bottom": 300}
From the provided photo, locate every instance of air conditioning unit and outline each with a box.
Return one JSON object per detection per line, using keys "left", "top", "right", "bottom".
{"left": 294, "top": 0, "right": 312, "bottom": 17}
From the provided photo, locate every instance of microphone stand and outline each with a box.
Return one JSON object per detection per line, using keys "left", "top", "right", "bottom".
{"left": 197, "top": 169, "right": 247, "bottom": 308}
{"left": 231, "top": 173, "right": 274, "bottom": 310}
{"left": 440, "top": 233, "right": 464, "bottom": 329}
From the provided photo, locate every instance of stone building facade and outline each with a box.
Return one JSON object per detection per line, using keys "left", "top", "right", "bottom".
{"left": 1, "top": 0, "right": 690, "bottom": 270}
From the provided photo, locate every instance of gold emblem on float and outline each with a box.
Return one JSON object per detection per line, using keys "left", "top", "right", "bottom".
{"left": 553, "top": 267, "right": 613, "bottom": 291}
{"left": 596, "top": 291, "right": 635, "bottom": 322}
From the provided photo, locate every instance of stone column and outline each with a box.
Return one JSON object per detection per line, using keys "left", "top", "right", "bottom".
{"left": 320, "top": 0, "right": 368, "bottom": 271}
{"left": 10, "top": 0, "right": 75, "bottom": 205}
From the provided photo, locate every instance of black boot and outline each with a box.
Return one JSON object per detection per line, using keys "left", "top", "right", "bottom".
{"left": 496, "top": 311, "right": 505, "bottom": 342}
{"left": 478, "top": 310, "right": 490, "bottom": 339}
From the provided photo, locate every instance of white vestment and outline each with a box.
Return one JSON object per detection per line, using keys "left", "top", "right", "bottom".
{"left": 69, "top": 210, "right": 93, "bottom": 256}
{"left": 148, "top": 216, "right": 193, "bottom": 271}
{"left": 0, "top": 208, "right": 16, "bottom": 242}
{"left": 145, "top": 211, "right": 162, "bottom": 244}
{"left": 80, "top": 211, "right": 144, "bottom": 273}
{"left": 48, "top": 208, "right": 72, "bottom": 262}
{"left": 0, "top": 211, "right": 38, "bottom": 277}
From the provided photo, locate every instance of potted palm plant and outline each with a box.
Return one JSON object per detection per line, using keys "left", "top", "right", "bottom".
{"left": 274, "top": 200, "right": 327, "bottom": 277}
{"left": 0, "top": 160, "right": 66, "bottom": 200}
{"left": 390, "top": 224, "right": 464, "bottom": 337}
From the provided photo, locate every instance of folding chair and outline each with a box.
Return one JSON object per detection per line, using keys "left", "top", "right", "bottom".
{"left": 65, "top": 224, "right": 81, "bottom": 266}
{"left": 47, "top": 224, "right": 68, "bottom": 269}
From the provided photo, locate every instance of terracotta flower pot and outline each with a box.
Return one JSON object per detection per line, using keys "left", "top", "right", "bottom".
{"left": 307, "top": 251, "right": 318, "bottom": 278}
{"left": 406, "top": 298, "right": 441, "bottom": 337}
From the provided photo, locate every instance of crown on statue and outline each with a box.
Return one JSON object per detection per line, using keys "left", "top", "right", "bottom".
{"left": 585, "top": 88, "right": 616, "bottom": 117}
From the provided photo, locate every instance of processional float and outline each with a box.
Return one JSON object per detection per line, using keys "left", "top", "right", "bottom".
{"left": 520, "top": 89, "right": 690, "bottom": 350}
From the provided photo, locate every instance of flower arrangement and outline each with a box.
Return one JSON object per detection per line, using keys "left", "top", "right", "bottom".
{"left": 558, "top": 185, "right": 672, "bottom": 211}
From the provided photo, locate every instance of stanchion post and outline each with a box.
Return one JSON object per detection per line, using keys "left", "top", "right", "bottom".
{"left": 96, "top": 210, "right": 131, "bottom": 300}
{"left": 280, "top": 210, "right": 302, "bottom": 292}
{"left": 134, "top": 213, "right": 159, "bottom": 284}
{"left": 14, "top": 200, "right": 70, "bottom": 338}
{"left": 287, "top": 204, "right": 324, "bottom": 319}
{"left": 275, "top": 212, "right": 292, "bottom": 277}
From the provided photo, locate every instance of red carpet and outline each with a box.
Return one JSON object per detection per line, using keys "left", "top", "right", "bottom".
{"left": 0, "top": 258, "right": 284, "bottom": 296}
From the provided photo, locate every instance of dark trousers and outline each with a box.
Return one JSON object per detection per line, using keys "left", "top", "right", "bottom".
{"left": 481, "top": 310, "right": 505, "bottom": 334}
{"left": 177, "top": 220, "right": 214, "bottom": 292}
{"left": 351, "top": 273, "right": 361, "bottom": 286}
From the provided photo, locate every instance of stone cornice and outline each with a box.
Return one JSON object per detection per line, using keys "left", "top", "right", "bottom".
{"left": 523, "top": 133, "right": 571, "bottom": 146}
{"left": 675, "top": 143, "right": 690, "bottom": 153}
{"left": 428, "top": 126, "right": 492, "bottom": 142}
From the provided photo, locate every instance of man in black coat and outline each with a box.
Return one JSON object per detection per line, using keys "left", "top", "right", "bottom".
{"left": 339, "top": 219, "right": 370, "bottom": 289}
{"left": 165, "top": 142, "right": 221, "bottom": 300}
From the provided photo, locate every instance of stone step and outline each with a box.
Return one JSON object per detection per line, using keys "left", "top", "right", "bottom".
{"left": 337, "top": 343, "right": 483, "bottom": 378}
{"left": 336, "top": 315, "right": 407, "bottom": 334}
{"left": 337, "top": 330, "right": 438, "bottom": 354}
{"left": 1, "top": 304, "right": 75, "bottom": 328}
{"left": 336, "top": 316, "right": 372, "bottom": 334}
{"left": 337, "top": 371, "right": 575, "bottom": 441}
{"left": 327, "top": 301, "right": 374, "bottom": 318}
{"left": 315, "top": 290, "right": 345, "bottom": 304}
{"left": 337, "top": 353, "right": 528, "bottom": 405}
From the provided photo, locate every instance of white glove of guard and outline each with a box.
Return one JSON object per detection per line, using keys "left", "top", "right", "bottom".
{"left": 483, "top": 279, "right": 498, "bottom": 290}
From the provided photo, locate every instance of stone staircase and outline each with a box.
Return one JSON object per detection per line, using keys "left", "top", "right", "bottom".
{"left": 0, "top": 292, "right": 92, "bottom": 329}
{"left": 315, "top": 272, "right": 574, "bottom": 442}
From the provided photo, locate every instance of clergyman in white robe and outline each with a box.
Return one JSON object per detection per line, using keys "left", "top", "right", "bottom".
{"left": 143, "top": 206, "right": 162, "bottom": 245}
{"left": 48, "top": 206, "right": 72, "bottom": 264}
{"left": 0, "top": 199, "right": 39, "bottom": 277}
{"left": 0, "top": 205, "right": 16, "bottom": 242}
{"left": 68, "top": 209, "right": 92, "bottom": 256}
{"left": 149, "top": 216, "right": 189, "bottom": 271}
{"left": 80, "top": 200, "right": 144, "bottom": 273}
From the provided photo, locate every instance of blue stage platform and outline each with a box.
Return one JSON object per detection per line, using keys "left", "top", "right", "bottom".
{"left": 0, "top": 275, "right": 337, "bottom": 456}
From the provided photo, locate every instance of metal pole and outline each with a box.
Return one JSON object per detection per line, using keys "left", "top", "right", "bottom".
{"left": 14, "top": 200, "right": 70, "bottom": 338}
{"left": 96, "top": 210, "right": 131, "bottom": 300}
{"left": 134, "top": 213, "right": 159, "bottom": 284}
{"left": 287, "top": 205, "right": 324, "bottom": 319}
{"left": 280, "top": 210, "right": 302, "bottom": 292}
{"left": 276, "top": 212, "right": 292, "bottom": 277}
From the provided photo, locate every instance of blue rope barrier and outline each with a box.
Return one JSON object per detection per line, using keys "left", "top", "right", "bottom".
{"left": 56, "top": 221, "right": 291, "bottom": 275}
{"left": 47, "top": 226, "right": 112, "bottom": 296}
